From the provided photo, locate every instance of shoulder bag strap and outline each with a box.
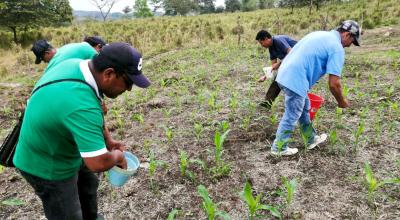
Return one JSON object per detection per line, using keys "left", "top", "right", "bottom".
{"left": 32, "top": 78, "right": 101, "bottom": 101}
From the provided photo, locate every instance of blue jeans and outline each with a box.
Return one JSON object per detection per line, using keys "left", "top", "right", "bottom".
{"left": 272, "top": 85, "right": 316, "bottom": 151}
{"left": 19, "top": 165, "right": 99, "bottom": 220}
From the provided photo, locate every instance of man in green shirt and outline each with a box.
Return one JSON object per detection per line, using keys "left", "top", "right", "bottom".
{"left": 31, "top": 37, "right": 123, "bottom": 152}
{"left": 14, "top": 42, "right": 150, "bottom": 220}
{"left": 31, "top": 36, "right": 106, "bottom": 70}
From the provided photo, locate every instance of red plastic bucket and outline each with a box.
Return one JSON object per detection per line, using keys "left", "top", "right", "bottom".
{"left": 308, "top": 93, "right": 324, "bottom": 120}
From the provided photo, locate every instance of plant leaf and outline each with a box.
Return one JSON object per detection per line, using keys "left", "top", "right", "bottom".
{"left": 216, "top": 211, "right": 232, "bottom": 220}
{"left": 167, "top": 209, "right": 179, "bottom": 220}
{"left": 2, "top": 198, "right": 25, "bottom": 206}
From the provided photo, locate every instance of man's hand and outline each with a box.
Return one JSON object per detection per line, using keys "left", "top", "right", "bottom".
{"left": 113, "top": 149, "right": 127, "bottom": 169}
{"left": 328, "top": 74, "right": 349, "bottom": 108}
{"left": 338, "top": 99, "right": 350, "bottom": 108}
{"left": 258, "top": 75, "right": 267, "bottom": 82}
{"left": 271, "top": 62, "right": 281, "bottom": 70}
{"left": 107, "top": 139, "right": 126, "bottom": 152}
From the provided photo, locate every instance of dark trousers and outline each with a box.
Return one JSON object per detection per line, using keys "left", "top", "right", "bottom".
{"left": 264, "top": 80, "right": 281, "bottom": 107}
{"left": 19, "top": 165, "right": 99, "bottom": 220}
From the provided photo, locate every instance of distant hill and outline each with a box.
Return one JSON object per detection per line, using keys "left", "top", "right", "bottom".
{"left": 73, "top": 10, "right": 128, "bottom": 21}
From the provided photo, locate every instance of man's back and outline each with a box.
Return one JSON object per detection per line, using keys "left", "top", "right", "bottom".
{"left": 269, "top": 35, "right": 297, "bottom": 60}
{"left": 276, "top": 30, "right": 345, "bottom": 97}
{"left": 45, "top": 42, "right": 97, "bottom": 72}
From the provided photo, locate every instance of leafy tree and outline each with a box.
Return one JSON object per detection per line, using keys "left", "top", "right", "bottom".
{"left": 215, "top": 6, "right": 225, "bottom": 13}
{"left": 241, "top": 0, "right": 258, "bottom": 11}
{"left": 122, "top": 5, "right": 132, "bottom": 14}
{"left": 134, "top": 0, "right": 153, "bottom": 18}
{"left": 258, "top": 0, "right": 274, "bottom": 9}
{"left": 196, "top": 0, "right": 216, "bottom": 14}
{"left": 89, "top": 0, "right": 120, "bottom": 21}
{"left": 225, "top": 0, "right": 241, "bottom": 12}
{"left": 163, "top": 0, "right": 196, "bottom": 15}
{"left": 149, "top": 0, "right": 163, "bottom": 13}
{"left": 0, "top": 0, "right": 72, "bottom": 43}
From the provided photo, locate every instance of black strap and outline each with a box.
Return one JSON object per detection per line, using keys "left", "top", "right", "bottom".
{"left": 32, "top": 78, "right": 101, "bottom": 101}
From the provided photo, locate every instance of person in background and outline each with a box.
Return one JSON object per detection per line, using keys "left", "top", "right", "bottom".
{"left": 14, "top": 42, "right": 151, "bottom": 220}
{"left": 270, "top": 20, "right": 360, "bottom": 156}
{"left": 31, "top": 39, "right": 57, "bottom": 64}
{"left": 255, "top": 30, "right": 297, "bottom": 109}
{"left": 83, "top": 36, "right": 107, "bottom": 52}
{"left": 31, "top": 36, "right": 107, "bottom": 71}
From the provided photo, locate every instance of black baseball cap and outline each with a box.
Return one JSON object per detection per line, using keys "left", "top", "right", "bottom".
{"left": 338, "top": 20, "right": 361, "bottom": 46}
{"left": 99, "top": 42, "right": 150, "bottom": 88}
{"left": 31, "top": 40, "right": 53, "bottom": 64}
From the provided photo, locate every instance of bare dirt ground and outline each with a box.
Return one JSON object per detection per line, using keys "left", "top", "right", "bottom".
{"left": 0, "top": 26, "right": 399, "bottom": 220}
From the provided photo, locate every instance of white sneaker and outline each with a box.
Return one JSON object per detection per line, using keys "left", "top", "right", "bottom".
{"left": 307, "top": 133, "right": 328, "bottom": 150}
{"left": 271, "top": 147, "right": 299, "bottom": 156}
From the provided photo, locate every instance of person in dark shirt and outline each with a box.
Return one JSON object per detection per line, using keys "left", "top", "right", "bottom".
{"left": 256, "top": 30, "right": 297, "bottom": 109}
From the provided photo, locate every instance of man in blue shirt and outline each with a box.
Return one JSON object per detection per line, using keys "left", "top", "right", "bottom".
{"left": 255, "top": 30, "right": 297, "bottom": 109}
{"left": 271, "top": 20, "right": 360, "bottom": 156}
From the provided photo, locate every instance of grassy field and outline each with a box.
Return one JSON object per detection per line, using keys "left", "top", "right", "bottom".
{"left": 0, "top": 0, "right": 399, "bottom": 219}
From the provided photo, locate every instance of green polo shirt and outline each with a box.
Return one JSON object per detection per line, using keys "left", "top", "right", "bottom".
{"left": 14, "top": 59, "right": 106, "bottom": 180}
{"left": 45, "top": 42, "right": 97, "bottom": 72}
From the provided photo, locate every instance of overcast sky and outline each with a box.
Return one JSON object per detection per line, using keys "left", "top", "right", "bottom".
{"left": 69, "top": 0, "right": 225, "bottom": 13}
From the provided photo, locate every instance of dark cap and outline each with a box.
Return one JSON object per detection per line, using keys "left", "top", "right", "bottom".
{"left": 84, "top": 36, "right": 107, "bottom": 47}
{"left": 31, "top": 40, "right": 52, "bottom": 64}
{"left": 338, "top": 20, "right": 361, "bottom": 46}
{"left": 99, "top": 42, "right": 150, "bottom": 88}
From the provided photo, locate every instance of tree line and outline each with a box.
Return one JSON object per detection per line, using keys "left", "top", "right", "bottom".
{"left": 0, "top": 0, "right": 349, "bottom": 44}
{"left": 133, "top": 0, "right": 335, "bottom": 17}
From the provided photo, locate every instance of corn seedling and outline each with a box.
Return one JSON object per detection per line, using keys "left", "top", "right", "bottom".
{"left": 179, "top": 150, "right": 196, "bottom": 181}
{"left": 385, "top": 85, "right": 394, "bottom": 98}
{"left": 240, "top": 115, "right": 251, "bottom": 130}
{"left": 229, "top": 94, "right": 238, "bottom": 112}
{"left": 197, "top": 185, "right": 231, "bottom": 220}
{"left": 194, "top": 122, "right": 204, "bottom": 141}
{"left": 281, "top": 176, "right": 297, "bottom": 208}
{"left": 143, "top": 139, "right": 151, "bottom": 155}
{"left": 208, "top": 92, "right": 217, "bottom": 110}
{"left": 164, "top": 126, "right": 174, "bottom": 143}
{"left": 210, "top": 130, "right": 231, "bottom": 179}
{"left": 240, "top": 181, "right": 282, "bottom": 220}
{"left": 300, "top": 124, "right": 314, "bottom": 150}
{"left": 353, "top": 121, "right": 365, "bottom": 153}
{"left": 342, "top": 85, "right": 349, "bottom": 98}
{"left": 161, "top": 108, "right": 175, "bottom": 118}
{"left": 269, "top": 114, "right": 278, "bottom": 126}
{"left": 218, "top": 120, "right": 230, "bottom": 133}
{"left": 329, "top": 129, "right": 338, "bottom": 145}
{"left": 148, "top": 150, "right": 167, "bottom": 190}
{"left": 363, "top": 162, "right": 400, "bottom": 204}
{"left": 167, "top": 209, "right": 179, "bottom": 220}
{"left": 131, "top": 113, "right": 144, "bottom": 124}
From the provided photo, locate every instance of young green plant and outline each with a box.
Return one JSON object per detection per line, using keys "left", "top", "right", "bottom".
{"left": 210, "top": 129, "right": 231, "bottom": 178}
{"left": 281, "top": 176, "right": 297, "bottom": 208}
{"left": 363, "top": 162, "right": 400, "bottom": 204}
{"left": 240, "top": 181, "right": 282, "bottom": 220}
{"left": 179, "top": 150, "right": 196, "bottom": 181}
{"left": 197, "top": 185, "right": 231, "bottom": 220}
